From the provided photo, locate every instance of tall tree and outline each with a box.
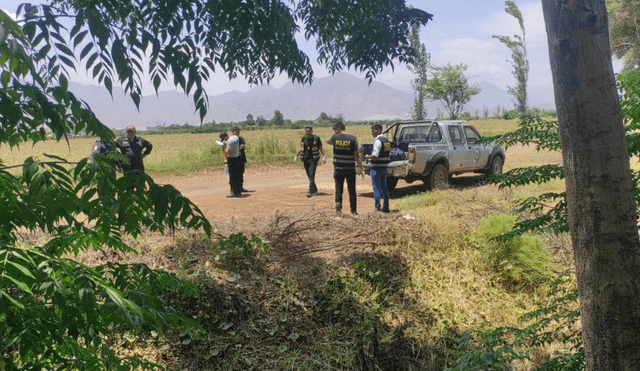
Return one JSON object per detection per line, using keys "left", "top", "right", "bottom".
{"left": 0, "top": 1, "right": 433, "bottom": 369}
{"left": 493, "top": 0, "right": 529, "bottom": 116}
{"left": 407, "top": 23, "right": 430, "bottom": 120}
{"left": 272, "top": 109, "right": 284, "bottom": 126}
{"left": 541, "top": 0, "right": 640, "bottom": 369}
{"left": 246, "top": 114, "right": 255, "bottom": 126}
{"left": 608, "top": 0, "right": 640, "bottom": 71}
{"left": 424, "top": 63, "right": 480, "bottom": 120}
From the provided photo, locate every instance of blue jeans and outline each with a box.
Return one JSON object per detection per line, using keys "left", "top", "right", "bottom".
{"left": 304, "top": 160, "right": 318, "bottom": 193}
{"left": 370, "top": 168, "right": 389, "bottom": 211}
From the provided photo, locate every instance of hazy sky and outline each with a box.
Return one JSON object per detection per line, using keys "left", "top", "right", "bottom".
{"left": 1, "top": 1, "right": 623, "bottom": 107}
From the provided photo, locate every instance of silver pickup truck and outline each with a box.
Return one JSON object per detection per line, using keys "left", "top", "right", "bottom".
{"left": 361, "top": 120, "right": 505, "bottom": 191}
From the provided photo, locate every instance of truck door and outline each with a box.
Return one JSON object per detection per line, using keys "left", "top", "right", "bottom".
{"left": 463, "top": 125, "right": 490, "bottom": 171}
{"left": 446, "top": 124, "right": 473, "bottom": 173}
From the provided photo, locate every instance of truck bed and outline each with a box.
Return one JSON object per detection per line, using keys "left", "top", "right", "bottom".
{"left": 361, "top": 142, "right": 409, "bottom": 156}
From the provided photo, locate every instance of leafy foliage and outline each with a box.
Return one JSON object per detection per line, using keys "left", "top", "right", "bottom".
{"left": 608, "top": 0, "right": 640, "bottom": 72}
{"left": 493, "top": 0, "right": 529, "bottom": 115}
{"left": 0, "top": 155, "right": 211, "bottom": 369}
{"left": 424, "top": 63, "right": 480, "bottom": 120}
{"left": 8, "top": 0, "right": 431, "bottom": 123}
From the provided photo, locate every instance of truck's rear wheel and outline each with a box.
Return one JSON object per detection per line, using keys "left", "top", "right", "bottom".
{"left": 486, "top": 156, "right": 503, "bottom": 177}
{"left": 386, "top": 177, "right": 398, "bottom": 191}
{"left": 425, "top": 164, "right": 448, "bottom": 190}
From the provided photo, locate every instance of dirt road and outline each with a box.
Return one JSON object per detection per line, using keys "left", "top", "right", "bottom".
{"left": 154, "top": 163, "right": 380, "bottom": 220}
{"left": 154, "top": 163, "right": 488, "bottom": 221}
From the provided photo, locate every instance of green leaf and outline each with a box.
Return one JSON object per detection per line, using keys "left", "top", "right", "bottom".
{"left": 1, "top": 71, "right": 9, "bottom": 88}
{"left": 54, "top": 42, "right": 74, "bottom": 57}
{"left": 59, "top": 74, "right": 68, "bottom": 92}
{"left": 1, "top": 291, "right": 25, "bottom": 310}
{"left": 73, "top": 30, "right": 89, "bottom": 48}
{"left": 4, "top": 274, "right": 34, "bottom": 295}
{"left": 7, "top": 261, "right": 36, "bottom": 280}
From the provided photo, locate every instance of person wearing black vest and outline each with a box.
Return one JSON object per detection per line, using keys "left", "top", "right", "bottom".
{"left": 326, "top": 121, "right": 363, "bottom": 215}
{"left": 115, "top": 125, "right": 153, "bottom": 174}
{"left": 365, "top": 123, "right": 391, "bottom": 213}
{"left": 237, "top": 128, "right": 249, "bottom": 192}
{"left": 296, "top": 125, "right": 326, "bottom": 197}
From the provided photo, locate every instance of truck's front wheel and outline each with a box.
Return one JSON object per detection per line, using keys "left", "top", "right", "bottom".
{"left": 425, "top": 164, "right": 448, "bottom": 190}
{"left": 386, "top": 177, "right": 398, "bottom": 191}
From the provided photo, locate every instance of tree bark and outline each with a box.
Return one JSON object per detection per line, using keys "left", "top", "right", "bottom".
{"left": 541, "top": 1, "right": 640, "bottom": 369}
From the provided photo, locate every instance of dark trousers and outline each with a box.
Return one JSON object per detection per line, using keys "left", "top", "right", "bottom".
{"left": 240, "top": 162, "right": 245, "bottom": 188}
{"left": 334, "top": 169, "right": 357, "bottom": 213}
{"left": 228, "top": 156, "right": 243, "bottom": 195}
{"left": 304, "top": 160, "right": 318, "bottom": 193}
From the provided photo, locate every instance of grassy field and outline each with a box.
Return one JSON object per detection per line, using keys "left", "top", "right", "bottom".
{"left": 0, "top": 119, "right": 522, "bottom": 175}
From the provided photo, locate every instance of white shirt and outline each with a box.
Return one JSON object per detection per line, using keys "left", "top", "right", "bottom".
{"left": 227, "top": 135, "right": 241, "bottom": 158}
{"left": 371, "top": 134, "right": 385, "bottom": 157}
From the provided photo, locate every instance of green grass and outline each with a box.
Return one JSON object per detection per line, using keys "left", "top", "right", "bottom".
{"left": 0, "top": 120, "right": 518, "bottom": 176}
{"left": 0, "top": 124, "right": 376, "bottom": 175}
{"left": 475, "top": 214, "right": 552, "bottom": 287}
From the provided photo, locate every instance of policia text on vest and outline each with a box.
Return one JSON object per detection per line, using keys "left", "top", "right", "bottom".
{"left": 326, "top": 122, "right": 364, "bottom": 215}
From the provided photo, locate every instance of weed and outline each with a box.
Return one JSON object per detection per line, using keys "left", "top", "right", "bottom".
{"left": 211, "top": 233, "right": 270, "bottom": 273}
{"left": 475, "top": 214, "right": 552, "bottom": 287}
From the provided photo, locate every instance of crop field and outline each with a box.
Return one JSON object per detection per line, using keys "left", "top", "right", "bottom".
{"left": 0, "top": 119, "right": 522, "bottom": 175}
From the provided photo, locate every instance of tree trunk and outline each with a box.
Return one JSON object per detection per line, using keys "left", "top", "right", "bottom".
{"left": 541, "top": 1, "right": 640, "bottom": 369}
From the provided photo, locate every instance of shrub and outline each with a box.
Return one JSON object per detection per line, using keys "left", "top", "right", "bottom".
{"left": 475, "top": 214, "right": 551, "bottom": 286}
{"left": 211, "top": 233, "right": 270, "bottom": 272}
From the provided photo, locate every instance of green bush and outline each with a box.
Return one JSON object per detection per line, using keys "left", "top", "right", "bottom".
{"left": 475, "top": 214, "right": 551, "bottom": 286}
{"left": 211, "top": 233, "right": 270, "bottom": 272}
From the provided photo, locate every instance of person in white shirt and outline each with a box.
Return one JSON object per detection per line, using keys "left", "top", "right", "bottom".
{"left": 364, "top": 123, "right": 391, "bottom": 213}
{"left": 226, "top": 128, "right": 243, "bottom": 197}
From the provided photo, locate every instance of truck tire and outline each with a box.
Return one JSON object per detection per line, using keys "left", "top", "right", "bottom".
{"left": 425, "top": 164, "right": 448, "bottom": 190}
{"left": 386, "top": 177, "right": 398, "bottom": 191}
{"left": 486, "top": 156, "right": 503, "bottom": 177}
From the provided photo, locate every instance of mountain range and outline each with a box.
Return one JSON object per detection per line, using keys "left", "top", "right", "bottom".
{"left": 68, "top": 72, "right": 554, "bottom": 129}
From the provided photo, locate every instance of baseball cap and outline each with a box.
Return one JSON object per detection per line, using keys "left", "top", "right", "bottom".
{"left": 126, "top": 125, "right": 136, "bottom": 131}
{"left": 371, "top": 123, "right": 383, "bottom": 131}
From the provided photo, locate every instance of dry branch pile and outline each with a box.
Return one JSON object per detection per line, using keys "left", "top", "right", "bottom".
{"left": 260, "top": 208, "right": 400, "bottom": 260}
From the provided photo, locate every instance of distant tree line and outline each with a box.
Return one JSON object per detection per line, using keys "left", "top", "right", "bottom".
{"left": 144, "top": 111, "right": 392, "bottom": 135}
{"left": 450, "top": 106, "right": 557, "bottom": 121}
